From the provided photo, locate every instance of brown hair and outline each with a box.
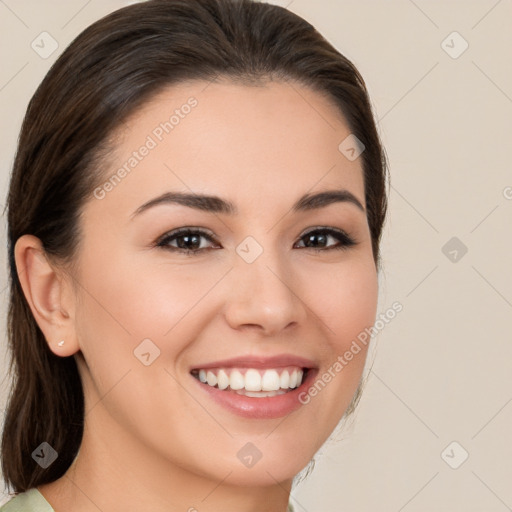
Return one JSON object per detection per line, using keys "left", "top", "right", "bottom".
{"left": 1, "top": 0, "right": 388, "bottom": 493}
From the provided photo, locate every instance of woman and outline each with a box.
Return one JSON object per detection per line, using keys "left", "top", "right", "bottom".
{"left": 0, "top": 0, "right": 388, "bottom": 510}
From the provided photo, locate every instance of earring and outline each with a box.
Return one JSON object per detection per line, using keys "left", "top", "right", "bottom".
{"left": 57, "top": 340, "right": 65, "bottom": 347}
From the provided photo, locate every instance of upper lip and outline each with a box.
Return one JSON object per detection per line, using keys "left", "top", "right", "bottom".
{"left": 190, "top": 354, "right": 317, "bottom": 371}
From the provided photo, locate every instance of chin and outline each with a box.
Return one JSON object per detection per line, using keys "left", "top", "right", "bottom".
{"left": 212, "top": 440, "right": 317, "bottom": 487}
{"left": 219, "top": 461, "right": 306, "bottom": 488}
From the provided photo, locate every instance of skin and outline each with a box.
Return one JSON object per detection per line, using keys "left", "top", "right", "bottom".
{"left": 15, "top": 79, "right": 378, "bottom": 512}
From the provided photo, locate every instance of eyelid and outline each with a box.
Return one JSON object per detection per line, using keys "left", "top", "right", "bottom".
{"left": 297, "top": 225, "right": 352, "bottom": 240}
{"left": 155, "top": 226, "right": 217, "bottom": 246}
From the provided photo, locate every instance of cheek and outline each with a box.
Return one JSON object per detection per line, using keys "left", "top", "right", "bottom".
{"left": 76, "top": 249, "right": 220, "bottom": 343}
{"left": 310, "top": 257, "right": 378, "bottom": 347}
{"left": 72, "top": 248, "right": 231, "bottom": 402}
{"left": 298, "top": 258, "right": 378, "bottom": 428}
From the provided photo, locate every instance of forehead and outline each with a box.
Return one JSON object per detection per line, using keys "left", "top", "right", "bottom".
{"left": 89, "top": 79, "right": 365, "bottom": 220}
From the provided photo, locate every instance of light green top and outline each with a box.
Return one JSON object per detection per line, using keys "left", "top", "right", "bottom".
{"left": 0, "top": 489, "right": 53, "bottom": 511}
{"left": 1, "top": 489, "right": 295, "bottom": 511}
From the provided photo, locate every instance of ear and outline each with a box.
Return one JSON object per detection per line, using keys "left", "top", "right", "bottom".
{"left": 14, "top": 234, "right": 80, "bottom": 357}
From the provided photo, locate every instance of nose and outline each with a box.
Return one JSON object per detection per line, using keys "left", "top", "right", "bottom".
{"left": 223, "top": 246, "right": 308, "bottom": 336}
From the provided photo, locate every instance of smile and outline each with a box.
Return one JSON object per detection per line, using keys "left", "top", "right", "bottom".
{"left": 191, "top": 366, "right": 306, "bottom": 397}
{"left": 189, "top": 355, "right": 317, "bottom": 419}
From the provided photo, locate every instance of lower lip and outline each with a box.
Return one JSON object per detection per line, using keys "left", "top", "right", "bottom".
{"left": 191, "top": 369, "right": 318, "bottom": 419}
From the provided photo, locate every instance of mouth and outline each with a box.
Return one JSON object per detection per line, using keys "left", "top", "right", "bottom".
{"left": 189, "top": 355, "right": 317, "bottom": 419}
{"left": 190, "top": 366, "right": 310, "bottom": 398}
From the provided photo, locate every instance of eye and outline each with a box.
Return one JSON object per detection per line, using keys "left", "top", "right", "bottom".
{"left": 294, "top": 227, "right": 357, "bottom": 252}
{"left": 155, "top": 227, "right": 219, "bottom": 255}
{"left": 155, "top": 226, "right": 357, "bottom": 256}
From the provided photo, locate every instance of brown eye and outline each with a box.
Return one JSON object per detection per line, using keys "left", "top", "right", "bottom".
{"left": 156, "top": 228, "right": 219, "bottom": 254}
{"left": 295, "top": 228, "right": 357, "bottom": 251}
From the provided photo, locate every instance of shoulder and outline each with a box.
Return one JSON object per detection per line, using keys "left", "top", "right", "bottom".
{"left": 0, "top": 488, "right": 54, "bottom": 512}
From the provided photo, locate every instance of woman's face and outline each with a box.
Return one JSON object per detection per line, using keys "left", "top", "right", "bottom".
{"left": 70, "top": 79, "right": 378, "bottom": 486}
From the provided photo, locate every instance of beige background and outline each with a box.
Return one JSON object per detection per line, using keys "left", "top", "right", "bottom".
{"left": 1, "top": 0, "right": 511, "bottom": 510}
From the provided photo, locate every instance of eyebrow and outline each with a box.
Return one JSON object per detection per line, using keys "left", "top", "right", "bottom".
{"left": 131, "top": 189, "right": 365, "bottom": 219}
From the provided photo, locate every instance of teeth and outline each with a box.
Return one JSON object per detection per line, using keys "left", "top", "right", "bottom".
{"left": 236, "top": 389, "right": 288, "bottom": 398}
{"left": 229, "top": 370, "right": 245, "bottom": 390}
{"left": 289, "top": 370, "right": 297, "bottom": 388}
{"left": 245, "top": 369, "right": 261, "bottom": 391}
{"left": 280, "top": 370, "right": 290, "bottom": 389}
{"left": 217, "top": 369, "right": 229, "bottom": 390}
{"left": 206, "top": 371, "right": 217, "bottom": 387}
{"left": 261, "top": 370, "right": 280, "bottom": 391}
{"left": 193, "top": 366, "right": 306, "bottom": 392}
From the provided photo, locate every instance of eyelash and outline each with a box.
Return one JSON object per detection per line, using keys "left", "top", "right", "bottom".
{"left": 155, "top": 226, "right": 357, "bottom": 255}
